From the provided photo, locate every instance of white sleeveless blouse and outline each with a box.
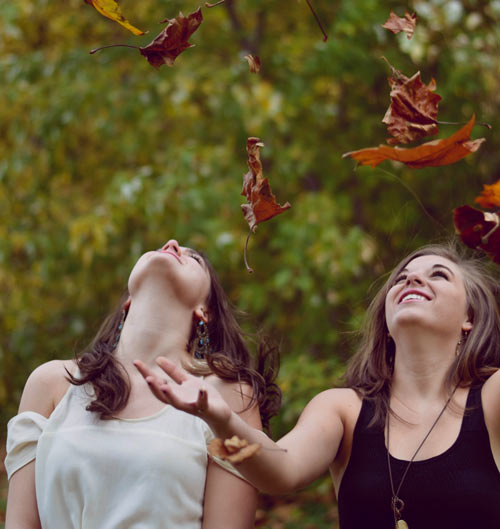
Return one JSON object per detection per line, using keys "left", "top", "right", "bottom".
{"left": 5, "top": 381, "right": 240, "bottom": 529}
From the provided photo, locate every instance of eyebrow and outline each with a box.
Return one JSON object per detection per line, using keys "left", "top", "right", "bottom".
{"left": 398, "top": 263, "right": 455, "bottom": 276}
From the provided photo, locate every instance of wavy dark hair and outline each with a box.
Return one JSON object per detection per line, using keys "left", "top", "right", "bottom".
{"left": 68, "top": 252, "right": 281, "bottom": 432}
{"left": 345, "top": 242, "right": 500, "bottom": 427}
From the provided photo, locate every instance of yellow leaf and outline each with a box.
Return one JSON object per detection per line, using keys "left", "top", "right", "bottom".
{"left": 85, "top": 0, "right": 145, "bottom": 36}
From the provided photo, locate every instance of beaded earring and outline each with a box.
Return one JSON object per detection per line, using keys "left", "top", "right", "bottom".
{"left": 194, "top": 320, "right": 211, "bottom": 359}
{"left": 112, "top": 309, "right": 127, "bottom": 351}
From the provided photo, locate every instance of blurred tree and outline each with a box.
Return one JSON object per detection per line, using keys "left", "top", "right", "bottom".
{"left": 1, "top": 0, "right": 499, "bottom": 526}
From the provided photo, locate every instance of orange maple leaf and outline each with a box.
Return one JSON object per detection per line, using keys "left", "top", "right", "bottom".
{"left": 453, "top": 205, "right": 500, "bottom": 264}
{"left": 84, "top": 0, "right": 145, "bottom": 36}
{"left": 342, "top": 115, "right": 485, "bottom": 169}
{"left": 382, "top": 11, "right": 417, "bottom": 39}
{"left": 474, "top": 178, "right": 500, "bottom": 209}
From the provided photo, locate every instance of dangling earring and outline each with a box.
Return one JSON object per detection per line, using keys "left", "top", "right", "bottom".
{"left": 112, "top": 309, "right": 126, "bottom": 351}
{"left": 194, "top": 320, "right": 211, "bottom": 359}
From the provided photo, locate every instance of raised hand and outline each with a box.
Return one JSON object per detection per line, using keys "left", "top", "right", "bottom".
{"left": 134, "top": 357, "right": 232, "bottom": 430}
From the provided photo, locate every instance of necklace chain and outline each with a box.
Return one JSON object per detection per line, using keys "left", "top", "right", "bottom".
{"left": 386, "top": 384, "right": 459, "bottom": 525}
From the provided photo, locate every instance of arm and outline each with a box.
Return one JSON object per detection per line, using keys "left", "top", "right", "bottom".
{"left": 5, "top": 360, "right": 70, "bottom": 529}
{"left": 134, "top": 358, "right": 345, "bottom": 494}
{"left": 202, "top": 378, "right": 261, "bottom": 529}
{"left": 482, "top": 368, "right": 500, "bottom": 464}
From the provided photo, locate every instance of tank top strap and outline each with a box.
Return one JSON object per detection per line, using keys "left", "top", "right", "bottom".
{"left": 461, "top": 383, "right": 486, "bottom": 432}
{"left": 354, "top": 397, "right": 382, "bottom": 434}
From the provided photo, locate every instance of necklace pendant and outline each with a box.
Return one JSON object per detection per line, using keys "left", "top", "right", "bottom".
{"left": 396, "top": 520, "right": 409, "bottom": 529}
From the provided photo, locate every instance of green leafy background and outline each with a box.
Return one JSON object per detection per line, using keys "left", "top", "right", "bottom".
{"left": 1, "top": 0, "right": 499, "bottom": 526}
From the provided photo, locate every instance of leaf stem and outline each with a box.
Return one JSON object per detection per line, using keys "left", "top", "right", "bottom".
{"left": 205, "top": 0, "right": 225, "bottom": 6}
{"left": 374, "top": 167, "right": 445, "bottom": 230}
{"left": 244, "top": 229, "right": 254, "bottom": 273}
{"left": 437, "top": 120, "right": 492, "bottom": 130}
{"left": 304, "top": 0, "right": 328, "bottom": 42}
{"left": 90, "top": 44, "right": 141, "bottom": 54}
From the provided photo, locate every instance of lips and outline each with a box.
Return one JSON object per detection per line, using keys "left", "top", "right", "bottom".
{"left": 158, "top": 249, "right": 182, "bottom": 264}
{"left": 398, "top": 290, "right": 431, "bottom": 304}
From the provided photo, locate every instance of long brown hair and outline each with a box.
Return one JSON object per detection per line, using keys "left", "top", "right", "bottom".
{"left": 345, "top": 242, "right": 500, "bottom": 427}
{"left": 69, "top": 252, "right": 281, "bottom": 432}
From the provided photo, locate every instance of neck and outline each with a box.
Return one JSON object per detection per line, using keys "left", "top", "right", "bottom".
{"left": 390, "top": 328, "right": 457, "bottom": 403}
{"left": 115, "top": 286, "right": 194, "bottom": 374}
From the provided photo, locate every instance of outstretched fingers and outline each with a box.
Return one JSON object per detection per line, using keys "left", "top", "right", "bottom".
{"left": 156, "top": 356, "right": 189, "bottom": 384}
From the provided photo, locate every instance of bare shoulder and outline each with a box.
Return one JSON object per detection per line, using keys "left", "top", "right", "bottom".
{"left": 205, "top": 375, "right": 262, "bottom": 427}
{"left": 482, "top": 368, "right": 500, "bottom": 426}
{"left": 19, "top": 359, "right": 76, "bottom": 417}
{"left": 301, "top": 387, "right": 362, "bottom": 425}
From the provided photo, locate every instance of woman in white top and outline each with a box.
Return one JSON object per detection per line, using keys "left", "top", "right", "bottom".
{"left": 5, "top": 239, "right": 281, "bottom": 529}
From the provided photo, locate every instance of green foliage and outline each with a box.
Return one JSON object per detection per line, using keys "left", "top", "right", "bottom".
{"left": 1, "top": 0, "right": 499, "bottom": 526}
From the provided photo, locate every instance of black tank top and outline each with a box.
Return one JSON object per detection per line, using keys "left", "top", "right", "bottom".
{"left": 337, "top": 385, "right": 500, "bottom": 529}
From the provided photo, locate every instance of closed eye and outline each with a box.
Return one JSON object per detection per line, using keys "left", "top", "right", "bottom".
{"left": 394, "top": 274, "right": 407, "bottom": 284}
{"left": 189, "top": 252, "right": 202, "bottom": 264}
{"left": 431, "top": 270, "right": 449, "bottom": 280}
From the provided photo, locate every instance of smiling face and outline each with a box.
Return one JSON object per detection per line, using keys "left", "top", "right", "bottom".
{"left": 385, "top": 254, "right": 472, "bottom": 339}
{"left": 128, "top": 239, "right": 211, "bottom": 314}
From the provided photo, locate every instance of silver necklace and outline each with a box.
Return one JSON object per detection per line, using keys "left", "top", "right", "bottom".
{"left": 385, "top": 385, "right": 459, "bottom": 529}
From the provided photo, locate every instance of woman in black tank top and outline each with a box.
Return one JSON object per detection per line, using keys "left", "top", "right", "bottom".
{"left": 138, "top": 243, "right": 500, "bottom": 529}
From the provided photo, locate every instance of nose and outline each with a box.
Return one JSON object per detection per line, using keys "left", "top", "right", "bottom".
{"left": 162, "top": 239, "right": 181, "bottom": 255}
{"left": 405, "top": 271, "right": 424, "bottom": 286}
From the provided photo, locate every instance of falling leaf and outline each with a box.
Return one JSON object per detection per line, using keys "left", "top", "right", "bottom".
{"left": 244, "top": 54, "right": 261, "bottom": 73}
{"left": 141, "top": 8, "right": 203, "bottom": 68}
{"left": 208, "top": 436, "right": 261, "bottom": 464}
{"left": 240, "top": 137, "right": 291, "bottom": 272}
{"left": 453, "top": 205, "right": 500, "bottom": 263}
{"left": 90, "top": 8, "right": 203, "bottom": 68}
{"left": 342, "top": 115, "right": 485, "bottom": 169}
{"left": 84, "top": 0, "right": 145, "bottom": 36}
{"left": 475, "top": 178, "right": 500, "bottom": 209}
{"left": 382, "top": 11, "right": 417, "bottom": 39}
{"left": 241, "top": 138, "right": 291, "bottom": 231}
{"left": 382, "top": 61, "right": 442, "bottom": 145}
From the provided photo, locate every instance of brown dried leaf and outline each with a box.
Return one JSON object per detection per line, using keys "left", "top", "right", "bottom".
{"left": 140, "top": 8, "right": 203, "bottom": 68}
{"left": 84, "top": 0, "right": 145, "bottom": 35}
{"left": 208, "top": 436, "right": 261, "bottom": 464}
{"left": 382, "top": 11, "right": 417, "bottom": 39}
{"left": 244, "top": 55, "right": 261, "bottom": 73}
{"left": 475, "top": 178, "right": 500, "bottom": 209}
{"left": 382, "top": 62, "right": 442, "bottom": 145}
{"left": 241, "top": 138, "right": 291, "bottom": 232}
{"left": 343, "top": 115, "right": 485, "bottom": 169}
{"left": 453, "top": 205, "right": 500, "bottom": 264}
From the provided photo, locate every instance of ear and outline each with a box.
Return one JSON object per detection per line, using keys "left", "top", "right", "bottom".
{"left": 124, "top": 297, "right": 131, "bottom": 311}
{"left": 194, "top": 306, "right": 208, "bottom": 323}
{"left": 462, "top": 319, "right": 473, "bottom": 333}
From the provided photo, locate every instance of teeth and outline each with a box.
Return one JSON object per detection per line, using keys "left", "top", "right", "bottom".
{"left": 402, "top": 293, "right": 426, "bottom": 302}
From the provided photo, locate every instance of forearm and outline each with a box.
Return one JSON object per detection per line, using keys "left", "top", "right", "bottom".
{"left": 208, "top": 410, "right": 300, "bottom": 494}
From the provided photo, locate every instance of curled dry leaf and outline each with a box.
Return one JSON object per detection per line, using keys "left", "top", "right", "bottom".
{"left": 382, "top": 61, "right": 442, "bottom": 145}
{"left": 382, "top": 11, "right": 417, "bottom": 39}
{"left": 240, "top": 138, "right": 291, "bottom": 272}
{"left": 244, "top": 54, "right": 261, "bottom": 73}
{"left": 342, "top": 115, "right": 485, "bottom": 169}
{"left": 475, "top": 178, "right": 500, "bottom": 209}
{"left": 453, "top": 205, "right": 500, "bottom": 264}
{"left": 241, "top": 138, "right": 291, "bottom": 231}
{"left": 208, "top": 436, "right": 261, "bottom": 464}
{"left": 84, "top": 0, "right": 145, "bottom": 35}
{"left": 90, "top": 8, "right": 203, "bottom": 68}
{"left": 141, "top": 8, "right": 203, "bottom": 68}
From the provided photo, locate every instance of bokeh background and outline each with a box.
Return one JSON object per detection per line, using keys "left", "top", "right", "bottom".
{"left": 1, "top": 0, "right": 499, "bottom": 526}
